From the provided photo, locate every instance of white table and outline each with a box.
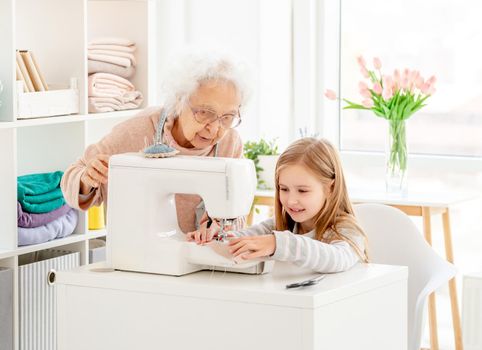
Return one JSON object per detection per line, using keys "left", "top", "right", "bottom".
{"left": 56, "top": 262, "right": 407, "bottom": 350}
{"left": 251, "top": 188, "right": 477, "bottom": 350}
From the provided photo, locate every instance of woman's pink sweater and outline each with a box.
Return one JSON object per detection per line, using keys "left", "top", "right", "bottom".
{"left": 60, "top": 107, "right": 244, "bottom": 233}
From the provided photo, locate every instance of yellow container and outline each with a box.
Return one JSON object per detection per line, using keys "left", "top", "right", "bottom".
{"left": 88, "top": 204, "right": 105, "bottom": 230}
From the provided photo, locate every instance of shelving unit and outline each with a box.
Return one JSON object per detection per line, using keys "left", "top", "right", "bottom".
{"left": 0, "top": 1, "right": 156, "bottom": 349}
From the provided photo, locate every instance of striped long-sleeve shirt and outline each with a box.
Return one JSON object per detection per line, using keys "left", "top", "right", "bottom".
{"left": 236, "top": 218, "right": 365, "bottom": 273}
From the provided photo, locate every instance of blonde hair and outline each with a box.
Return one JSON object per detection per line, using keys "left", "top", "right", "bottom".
{"left": 274, "top": 137, "right": 368, "bottom": 262}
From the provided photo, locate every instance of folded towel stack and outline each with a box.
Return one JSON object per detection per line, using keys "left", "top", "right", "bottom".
{"left": 87, "top": 37, "right": 143, "bottom": 113}
{"left": 88, "top": 37, "right": 137, "bottom": 78}
{"left": 17, "top": 171, "right": 78, "bottom": 246}
{"left": 88, "top": 73, "right": 143, "bottom": 113}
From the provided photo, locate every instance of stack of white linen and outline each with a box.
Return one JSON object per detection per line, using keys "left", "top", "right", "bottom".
{"left": 88, "top": 73, "right": 143, "bottom": 113}
{"left": 87, "top": 37, "right": 143, "bottom": 113}
{"left": 88, "top": 37, "right": 137, "bottom": 78}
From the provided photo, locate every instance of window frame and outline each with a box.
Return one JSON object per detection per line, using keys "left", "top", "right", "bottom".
{"left": 317, "top": 0, "right": 482, "bottom": 174}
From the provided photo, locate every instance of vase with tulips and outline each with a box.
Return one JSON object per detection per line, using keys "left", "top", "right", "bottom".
{"left": 325, "top": 56, "right": 436, "bottom": 193}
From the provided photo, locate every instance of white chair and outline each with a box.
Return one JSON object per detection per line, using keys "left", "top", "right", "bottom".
{"left": 354, "top": 203, "right": 456, "bottom": 350}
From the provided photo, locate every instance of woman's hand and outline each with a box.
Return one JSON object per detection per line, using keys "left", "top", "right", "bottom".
{"left": 80, "top": 154, "right": 111, "bottom": 194}
{"left": 186, "top": 219, "right": 233, "bottom": 244}
{"left": 228, "top": 235, "right": 276, "bottom": 260}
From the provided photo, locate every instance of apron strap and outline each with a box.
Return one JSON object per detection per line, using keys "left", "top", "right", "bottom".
{"left": 154, "top": 109, "right": 169, "bottom": 144}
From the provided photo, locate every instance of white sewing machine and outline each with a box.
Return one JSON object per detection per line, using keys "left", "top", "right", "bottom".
{"left": 107, "top": 153, "right": 274, "bottom": 276}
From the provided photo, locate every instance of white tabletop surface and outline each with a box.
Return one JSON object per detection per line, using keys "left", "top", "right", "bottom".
{"left": 256, "top": 188, "right": 478, "bottom": 208}
{"left": 55, "top": 261, "right": 407, "bottom": 309}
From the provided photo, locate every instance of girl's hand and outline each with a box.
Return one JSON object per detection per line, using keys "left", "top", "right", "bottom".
{"left": 186, "top": 219, "right": 233, "bottom": 244}
{"left": 228, "top": 235, "right": 276, "bottom": 260}
{"left": 80, "top": 154, "right": 110, "bottom": 193}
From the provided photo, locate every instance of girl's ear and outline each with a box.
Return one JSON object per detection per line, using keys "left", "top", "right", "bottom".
{"left": 328, "top": 179, "right": 335, "bottom": 194}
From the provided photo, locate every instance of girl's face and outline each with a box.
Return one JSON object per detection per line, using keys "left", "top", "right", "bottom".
{"left": 278, "top": 163, "right": 329, "bottom": 232}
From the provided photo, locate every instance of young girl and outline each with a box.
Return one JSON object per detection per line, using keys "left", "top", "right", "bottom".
{"left": 188, "top": 137, "right": 369, "bottom": 273}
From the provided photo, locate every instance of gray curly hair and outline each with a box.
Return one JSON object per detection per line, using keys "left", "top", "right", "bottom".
{"left": 159, "top": 45, "right": 251, "bottom": 115}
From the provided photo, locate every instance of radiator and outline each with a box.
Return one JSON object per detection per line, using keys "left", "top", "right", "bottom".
{"left": 462, "top": 272, "right": 482, "bottom": 350}
{"left": 19, "top": 250, "right": 80, "bottom": 350}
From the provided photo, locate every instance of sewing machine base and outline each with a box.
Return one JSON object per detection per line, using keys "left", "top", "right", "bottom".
{"left": 109, "top": 233, "right": 273, "bottom": 276}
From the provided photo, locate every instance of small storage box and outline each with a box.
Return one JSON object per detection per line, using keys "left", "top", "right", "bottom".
{"left": 89, "top": 239, "right": 106, "bottom": 263}
{"left": 0, "top": 267, "right": 13, "bottom": 350}
{"left": 19, "top": 249, "right": 80, "bottom": 350}
{"left": 16, "top": 79, "right": 79, "bottom": 119}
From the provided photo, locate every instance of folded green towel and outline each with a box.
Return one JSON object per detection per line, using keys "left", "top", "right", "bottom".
{"left": 18, "top": 171, "right": 66, "bottom": 213}
{"left": 20, "top": 196, "right": 66, "bottom": 214}
{"left": 23, "top": 188, "right": 64, "bottom": 204}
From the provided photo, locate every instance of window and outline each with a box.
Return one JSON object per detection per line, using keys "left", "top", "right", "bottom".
{"left": 340, "top": 0, "right": 482, "bottom": 158}
{"left": 156, "top": 0, "right": 293, "bottom": 146}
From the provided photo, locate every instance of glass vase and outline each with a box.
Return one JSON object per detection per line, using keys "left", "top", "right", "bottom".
{"left": 385, "top": 119, "right": 408, "bottom": 194}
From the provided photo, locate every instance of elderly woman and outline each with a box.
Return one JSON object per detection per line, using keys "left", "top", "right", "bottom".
{"left": 61, "top": 48, "right": 250, "bottom": 238}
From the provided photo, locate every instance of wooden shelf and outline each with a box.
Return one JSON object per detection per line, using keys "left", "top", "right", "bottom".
{"left": 0, "top": 122, "right": 15, "bottom": 129}
{"left": 0, "top": 109, "right": 143, "bottom": 129}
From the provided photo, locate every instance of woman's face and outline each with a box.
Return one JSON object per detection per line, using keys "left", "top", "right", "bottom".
{"left": 175, "top": 80, "right": 241, "bottom": 149}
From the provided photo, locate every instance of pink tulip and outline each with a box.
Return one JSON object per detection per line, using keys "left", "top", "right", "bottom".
{"left": 415, "top": 76, "right": 424, "bottom": 90}
{"left": 383, "top": 75, "right": 398, "bottom": 96}
{"left": 360, "top": 66, "right": 370, "bottom": 78}
{"left": 423, "top": 81, "right": 436, "bottom": 95}
{"left": 382, "top": 75, "right": 393, "bottom": 89}
{"left": 428, "top": 75, "right": 437, "bottom": 85}
{"left": 362, "top": 99, "right": 374, "bottom": 108}
{"left": 358, "top": 81, "right": 370, "bottom": 98}
{"left": 420, "top": 83, "right": 430, "bottom": 94}
{"left": 357, "top": 55, "right": 367, "bottom": 69}
{"left": 408, "top": 70, "right": 418, "bottom": 88}
{"left": 372, "top": 82, "right": 383, "bottom": 94}
{"left": 391, "top": 83, "right": 399, "bottom": 93}
{"left": 360, "top": 89, "right": 371, "bottom": 98}
{"left": 373, "top": 57, "right": 382, "bottom": 70}
{"left": 358, "top": 81, "right": 368, "bottom": 90}
{"left": 382, "top": 87, "right": 393, "bottom": 100}
{"left": 403, "top": 68, "right": 410, "bottom": 80}
{"left": 410, "top": 70, "right": 419, "bottom": 81}
{"left": 324, "top": 89, "right": 337, "bottom": 100}
{"left": 393, "top": 69, "right": 401, "bottom": 85}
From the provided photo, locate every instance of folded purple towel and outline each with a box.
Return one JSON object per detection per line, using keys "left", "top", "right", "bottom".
{"left": 17, "top": 202, "right": 71, "bottom": 228}
{"left": 17, "top": 209, "right": 78, "bottom": 246}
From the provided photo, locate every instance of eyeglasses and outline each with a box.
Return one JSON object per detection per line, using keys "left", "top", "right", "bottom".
{"left": 189, "top": 105, "right": 242, "bottom": 129}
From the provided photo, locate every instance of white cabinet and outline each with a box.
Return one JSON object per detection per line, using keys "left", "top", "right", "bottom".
{"left": 0, "top": 1, "right": 156, "bottom": 349}
{"left": 55, "top": 262, "right": 408, "bottom": 350}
